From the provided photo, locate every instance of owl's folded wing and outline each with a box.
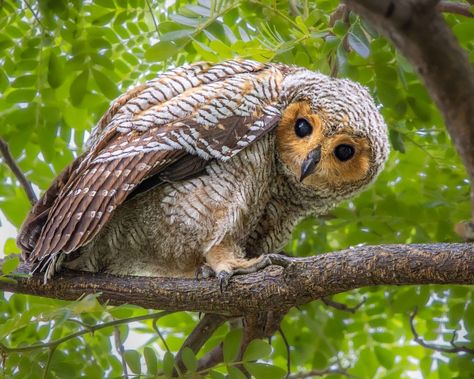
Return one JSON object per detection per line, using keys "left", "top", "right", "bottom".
{"left": 20, "top": 113, "right": 280, "bottom": 271}
{"left": 18, "top": 59, "right": 283, "bottom": 273}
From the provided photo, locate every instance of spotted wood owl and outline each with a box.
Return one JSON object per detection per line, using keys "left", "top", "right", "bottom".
{"left": 17, "top": 59, "right": 389, "bottom": 285}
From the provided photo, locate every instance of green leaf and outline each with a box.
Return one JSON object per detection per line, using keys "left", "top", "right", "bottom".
{"left": 1, "top": 256, "right": 19, "bottom": 275}
{"left": 347, "top": 31, "right": 369, "bottom": 58}
{"left": 186, "top": 4, "right": 211, "bottom": 17}
{"left": 124, "top": 350, "right": 141, "bottom": 375}
{"left": 0, "top": 68, "right": 8, "bottom": 91}
{"left": 92, "top": 68, "right": 119, "bottom": 99}
{"left": 244, "top": 363, "right": 286, "bottom": 379}
{"left": 162, "top": 351, "right": 175, "bottom": 377}
{"left": 389, "top": 129, "right": 406, "bottom": 153}
{"left": 243, "top": 339, "right": 272, "bottom": 362}
{"left": 181, "top": 347, "right": 197, "bottom": 372}
{"left": 372, "top": 332, "right": 395, "bottom": 343}
{"left": 465, "top": 301, "right": 474, "bottom": 330}
{"left": 48, "top": 52, "right": 65, "bottom": 89}
{"left": 160, "top": 29, "right": 193, "bottom": 42}
{"left": 223, "top": 328, "right": 243, "bottom": 363}
{"left": 0, "top": 189, "right": 30, "bottom": 226}
{"left": 374, "top": 346, "right": 394, "bottom": 369}
{"left": 336, "top": 43, "right": 348, "bottom": 74}
{"left": 94, "top": 0, "right": 116, "bottom": 8}
{"left": 69, "top": 70, "right": 89, "bottom": 106}
{"left": 143, "top": 347, "right": 157, "bottom": 375}
{"left": 4, "top": 238, "right": 20, "bottom": 255}
{"left": 11, "top": 75, "right": 36, "bottom": 88}
{"left": 145, "top": 41, "right": 179, "bottom": 62}
{"left": 453, "top": 22, "right": 474, "bottom": 44}
{"left": 5, "top": 89, "right": 36, "bottom": 103}
{"left": 227, "top": 366, "right": 247, "bottom": 379}
{"left": 170, "top": 14, "right": 200, "bottom": 27}
{"left": 333, "top": 20, "right": 348, "bottom": 36}
{"left": 210, "top": 370, "right": 226, "bottom": 379}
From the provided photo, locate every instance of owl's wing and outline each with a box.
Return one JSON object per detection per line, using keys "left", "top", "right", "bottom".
{"left": 19, "top": 59, "right": 283, "bottom": 271}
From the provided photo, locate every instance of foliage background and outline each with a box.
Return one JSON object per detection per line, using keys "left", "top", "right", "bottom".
{"left": 0, "top": 0, "right": 473, "bottom": 378}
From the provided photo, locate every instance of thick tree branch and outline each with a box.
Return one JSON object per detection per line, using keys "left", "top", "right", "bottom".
{"left": 174, "top": 314, "right": 227, "bottom": 374}
{"left": 344, "top": 0, "right": 474, "bottom": 222}
{"left": 2, "top": 243, "right": 473, "bottom": 316}
{"left": 0, "top": 138, "right": 37, "bottom": 205}
{"left": 437, "top": 1, "right": 473, "bottom": 17}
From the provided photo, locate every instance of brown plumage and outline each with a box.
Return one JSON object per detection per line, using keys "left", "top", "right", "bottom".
{"left": 17, "top": 59, "right": 389, "bottom": 284}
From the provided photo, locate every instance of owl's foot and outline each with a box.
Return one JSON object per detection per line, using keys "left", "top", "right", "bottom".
{"left": 205, "top": 245, "right": 293, "bottom": 291}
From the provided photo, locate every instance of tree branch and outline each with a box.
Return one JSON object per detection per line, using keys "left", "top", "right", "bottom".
{"left": 410, "top": 307, "right": 474, "bottom": 355}
{"left": 322, "top": 296, "right": 367, "bottom": 313}
{"left": 0, "top": 138, "right": 37, "bottom": 205}
{"left": 2, "top": 243, "right": 473, "bottom": 316}
{"left": 288, "top": 368, "right": 352, "bottom": 379}
{"left": 174, "top": 314, "right": 227, "bottom": 374}
{"left": 437, "top": 1, "right": 473, "bottom": 17}
{"left": 344, "top": 0, "right": 474, "bottom": 221}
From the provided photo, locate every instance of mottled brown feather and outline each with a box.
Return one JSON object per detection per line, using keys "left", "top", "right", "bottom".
{"left": 20, "top": 60, "right": 283, "bottom": 273}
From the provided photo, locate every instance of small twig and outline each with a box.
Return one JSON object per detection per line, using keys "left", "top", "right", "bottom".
{"left": 66, "top": 318, "right": 93, "bottom": 330}
{"left": 23, "top": 0, "right": 46, "bottom": 29}
{"left": 322, "top": 296, "right": 367, "bottom": 314}
{"left": 409, "top": 307, "right": 474, "bottom": 355}
{"left": 278, "top": 327, "right": 291, "bottom": 378}
{"left": 152, "top": 318, "right": 183, "bottom": 377}
{"left": 144, "top": 0, "right": 160, "bottom": 36}
{"left": 114, "top": 326, "right": 129, "bottom": 379}
{"left": 329, "top": 4, "right": 349, "bottom": 26}
{"left": 42, "top": 346, "right": 56, "bottom": 379}
{"left": 0, "top": 138, "right": 38, "bottom": 205}
{"left": 288, "top": 0, "right": 301, "bottom": 17}
{"left": 288, "top": 367, "right": 352, "bottom": 379}
{"left": 437, "top": 1, "right": 473, "bottom": 17}
{"left": 152, "top": 318, "right": 171, "bottom": 353}
{"left": 196, "top": 344, "right": 224, "bottom": 373}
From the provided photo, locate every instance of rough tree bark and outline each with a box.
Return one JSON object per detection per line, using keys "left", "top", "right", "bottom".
{"left": 2, "top": 243, "right": 473, "bottom": 315}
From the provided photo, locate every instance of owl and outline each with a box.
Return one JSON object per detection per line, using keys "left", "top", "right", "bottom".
{"left": 17, "top": 59, "right": 389, "bottom": 287}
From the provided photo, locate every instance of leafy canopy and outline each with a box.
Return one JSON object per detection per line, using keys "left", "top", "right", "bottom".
{"left": 0, "top": 0, "right": 472, "bottom": 378}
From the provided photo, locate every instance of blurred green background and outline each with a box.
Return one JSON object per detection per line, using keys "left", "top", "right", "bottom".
{"left": 0, "top": 0, "right": 473, "bottom": 378}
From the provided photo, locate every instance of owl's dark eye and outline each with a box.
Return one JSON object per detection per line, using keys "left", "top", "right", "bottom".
{"left": 334, "top": 144, "right": 355, "bottom": 161}
{"left": 294, "top": 118, "right": 313, "bottom": 138}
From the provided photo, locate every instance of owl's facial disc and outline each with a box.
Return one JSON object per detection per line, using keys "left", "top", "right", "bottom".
{"left": 276, "top": 101, "right": 372, "bottom": 191}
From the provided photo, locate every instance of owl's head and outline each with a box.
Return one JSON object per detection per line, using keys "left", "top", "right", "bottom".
{"left": 276, "top": 70, "right": 389, "bottom": 200}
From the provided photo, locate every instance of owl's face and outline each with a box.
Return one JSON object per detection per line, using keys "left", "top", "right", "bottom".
{"left": 276, "top": 72, "right": 389, "bottom": 198}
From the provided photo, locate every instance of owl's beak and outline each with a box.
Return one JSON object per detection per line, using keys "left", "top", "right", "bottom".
{"left": 300, "top": 146, "right": 321, "bottom": 182}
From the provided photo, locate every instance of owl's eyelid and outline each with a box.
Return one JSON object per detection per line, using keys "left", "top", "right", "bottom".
{"left": 296, "top": 116, "right": 312, "bottom": 125}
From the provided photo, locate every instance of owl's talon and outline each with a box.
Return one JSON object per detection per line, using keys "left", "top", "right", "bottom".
{"left": 217, "top": 271, "right": 231, "bottom": 292}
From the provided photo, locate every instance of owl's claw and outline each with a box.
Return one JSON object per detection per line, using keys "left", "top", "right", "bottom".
{"left": 212, "top": 254, "right": 293, "bottom": 292}
{"left": 217, "top": 271, "right": 232, "bottom": 292}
